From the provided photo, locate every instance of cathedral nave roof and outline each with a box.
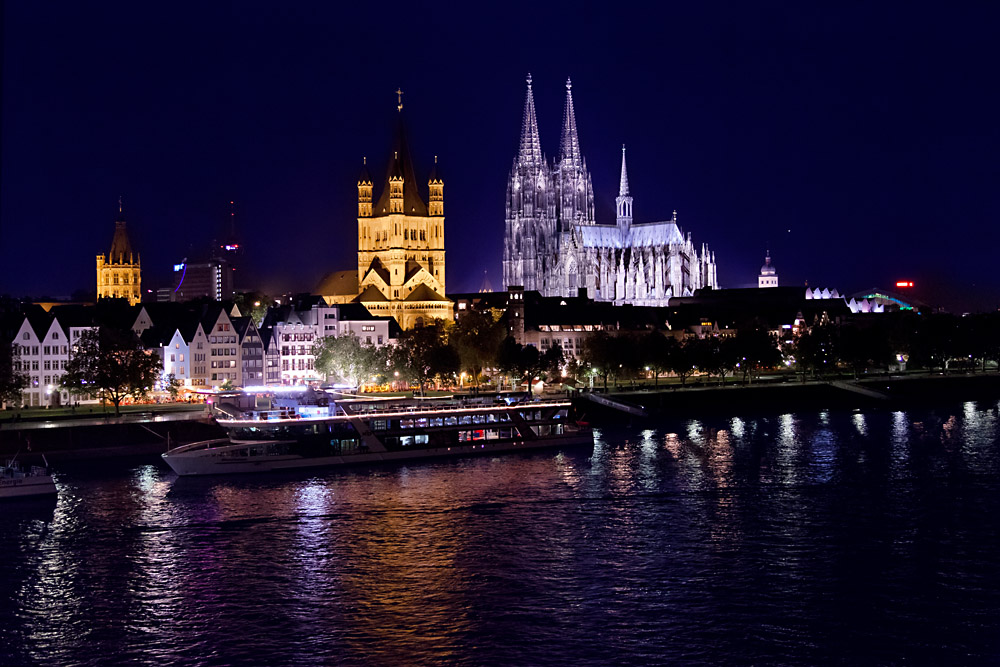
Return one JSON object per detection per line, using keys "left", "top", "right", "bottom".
{"left": 577, "top": 221, "right": 686, "bottom": 249}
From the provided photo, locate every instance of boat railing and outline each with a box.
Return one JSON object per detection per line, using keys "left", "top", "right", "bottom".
{"left": 341, "top": 398, "right": 571, "bottom": 417}
{"left": 165, "top": 437, "right": 232, "bottom": 454}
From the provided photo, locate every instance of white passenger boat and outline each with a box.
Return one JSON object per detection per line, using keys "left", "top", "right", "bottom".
{"left": 0, "top": 457, "right": 57, "bottom": 499}
{"left": 162, "top": 390, "right": 593, "bottom": 476}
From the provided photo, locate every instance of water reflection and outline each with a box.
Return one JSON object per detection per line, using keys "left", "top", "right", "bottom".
{"left": 3, "top": 403, "right": 1000, "bottom": 665}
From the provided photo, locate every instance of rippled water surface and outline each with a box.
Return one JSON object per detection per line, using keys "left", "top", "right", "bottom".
{"left": 3, "top": 402, "right": 1000, "bottom": 666}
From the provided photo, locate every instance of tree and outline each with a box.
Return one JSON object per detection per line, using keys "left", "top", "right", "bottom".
{"left": 640, "top": 331, "right": 672, "bottom": 387}
{"left": 541, "top": 343, "right": 565, "bottom": 382}
{"left": 732, "top": 328, "right": 781, "bottom": 384}
{"left": 392, "top": 320, "right": 453, "bottom": 395}
{"left": 581, "top": 330, "right": 615, "bottom": 390}
{"left": 233, "top": 292, "right": 271, "bottom": 327}
{"left": 450, "top": 309, "right": 505, "bottom": 393}
{"left": 61, "top": 327, "right": 162, "bottom": 416}
{"left": 163, "top": 373, "right": 181, "bottom": 401}
{"left": 496, "top": 336, "right": 525, "bottom": 390}
{"left": 667, "top": 338, "right": 697, "bottom": 386}
{"left": 313, "top": 333, "right": 381, "bottom": 388}
{"left": 0, "top": 343, "right": 28, "bottom": 407}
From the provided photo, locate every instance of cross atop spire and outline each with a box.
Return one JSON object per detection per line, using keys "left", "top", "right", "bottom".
{"left": 118, "top": 195, "right": 123, "bottom": 213}
{"left": 396, "top": 87, "right": 403, "bottom": 113}
{"left": 619, "top": 145, "right": 630, "bottom": 196}
{"left": 517, "top": 73, "right": 543, "bottom": 165}
{"left": 559, "top": 77, "right": 582, "bottom": 167}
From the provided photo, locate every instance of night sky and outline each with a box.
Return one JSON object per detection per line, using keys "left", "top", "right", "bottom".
{"left": 2, "top": 3, "right": 998, "bottom": 312}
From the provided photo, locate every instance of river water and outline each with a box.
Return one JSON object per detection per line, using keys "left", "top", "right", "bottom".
{"left": 2, "top": 402, "right": 1000, "bottom": 666}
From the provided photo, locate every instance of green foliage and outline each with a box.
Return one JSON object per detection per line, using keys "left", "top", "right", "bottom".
{"left": 233, "top": 292, "right": 271, "bottom": 327}
{"left": 391, "top": 320, "right": 457, "bottom": 394}
{"left": 450, "top": 309, "right": 506, "bottom": 392}
{"left": 313, "top": 333, "right": 384, "bottom": 388}
{"left": 163, "top": 373, "right": 182, "bottom": 400}
{"left": 0, "top": 344, "right": 29, "bottom": 406}
{"left": 60, "top": 327, "right": 163, "bottom": 416}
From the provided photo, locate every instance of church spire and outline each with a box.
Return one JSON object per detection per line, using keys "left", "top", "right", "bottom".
{"left": 619, "top": 144, "right": 630, "bottom": 196}
{"left": 518, "top": 74, "right": 543, "bottom": 165}
{"left": 559, "top": 77, "right": 582, "bottom": 167}
{"left": 616, "top": 145, "right": 633, "bottom": 232}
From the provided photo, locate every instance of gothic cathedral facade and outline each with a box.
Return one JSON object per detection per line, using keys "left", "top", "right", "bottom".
{"left": 503, "top": 76, "right": 718, "bottom": 305}
{"left": 355, "top": 103, "right": 452, "bottom": 329}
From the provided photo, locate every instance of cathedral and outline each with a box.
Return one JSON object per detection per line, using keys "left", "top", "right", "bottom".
{"left": 503, "top": 76, "right": 718, "bottom": 305}
{"left": 96, "top": 199, "right": 141, "bottom": 306}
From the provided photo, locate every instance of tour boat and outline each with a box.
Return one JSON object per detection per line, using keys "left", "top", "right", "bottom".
{"left": 162, "top": 390, "right": 593, "bottom": 476}
{"left": 0, "top": 457, "right": 57, "bottom": 499}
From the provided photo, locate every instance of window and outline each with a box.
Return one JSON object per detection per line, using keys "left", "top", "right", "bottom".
{"left": 22, "top": 333, "right": 29, "bottom": 340}
{"left": 179, "top": 354, "right": 184, "bottom": 362}
{"left": 170, "top": 354, "right": 175, "bottom": 362}
{"left": 43, "top": 361, "right": 51, "bottom": 370}
{"left": 53, "top": 332, "right": 59, "bottom": 340}
{"left": 43, "top": 346, "right": 50, "bottom": 355}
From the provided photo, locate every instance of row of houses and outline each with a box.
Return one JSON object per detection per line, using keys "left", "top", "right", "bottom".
{"left": 4, "top": 296, "right": 399, "bottom": 407}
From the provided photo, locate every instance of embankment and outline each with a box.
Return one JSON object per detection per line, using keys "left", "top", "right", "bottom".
{"left": 0, "top": 418, "right": 226, "bottom": 462}
{"left": 577, "top": 373, "right": 1000, "bottom": 422}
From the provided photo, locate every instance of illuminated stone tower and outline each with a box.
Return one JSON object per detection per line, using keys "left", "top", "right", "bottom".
{"left": 616, "top": 145, "right": 633, "bottom": 233}
{"left": 504, "top": 73, "right": 557, "bottom": 292}
{"left": 759, "top": 250, "right": 778, "bottom": 288}
{"left": 355, "top": 90, "right": 452, "bottom": 329}
{"left": 96, "top": 198, "right": 141, "bottom": 305}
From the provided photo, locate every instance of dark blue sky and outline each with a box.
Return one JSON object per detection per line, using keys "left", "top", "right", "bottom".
{"left": 2, "top": 2, "right": 998, "bottom": 311}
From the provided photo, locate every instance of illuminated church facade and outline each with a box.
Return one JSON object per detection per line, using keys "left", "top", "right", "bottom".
{"left": 503, "top": 76, "right": 718, "bottom": 305}
{"left": 352, "top": 97, "right": 452, "bottom": 329}
{"left": 96, "top": 200, "right": 141, "bottom": 306}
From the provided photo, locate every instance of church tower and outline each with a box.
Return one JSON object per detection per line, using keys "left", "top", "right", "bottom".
{"left": 616, "top": 145, "right": 633, "bottom": 233}
{"left": 357, "top": 158, "right": 373, "bottom": 218}
{"left": 759, "top": 250, "right": 778, "bottom": 288}
{"left": 355, "top": 90, "right": 452, "bottom": 329}
{"left": 504, "top": 74, "right": 556, "bottom": 293}
{"left": 96, "top": 198, "right": 141, "bottom": 306}
{"left": 554, "top": 78, "right": 595, "bottom": 231}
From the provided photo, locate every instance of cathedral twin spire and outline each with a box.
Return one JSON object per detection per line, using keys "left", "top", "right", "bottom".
{"left": 517, "top": 75, "right": 585, "bottom": 169}
{"left": 518, "top": 74, "right": 544, "bottom": 166}
{"left": 558, "top": 78, "right": 582, "bottom": 168}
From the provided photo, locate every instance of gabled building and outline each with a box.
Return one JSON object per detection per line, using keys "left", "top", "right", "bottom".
{"left": 233, "top": 316, "right": 264, "bottom": 387}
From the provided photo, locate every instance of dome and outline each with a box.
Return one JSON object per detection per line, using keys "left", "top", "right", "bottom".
{"left": 760, "top": 252, "right": 776, "bottom": 276}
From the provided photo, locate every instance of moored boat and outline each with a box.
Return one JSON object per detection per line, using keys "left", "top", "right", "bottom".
{"left": 162, "top": 390, "right": 593, "bottom": 476}
{"left": 0, "top": 457, "right": 57, "bottom": 499}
